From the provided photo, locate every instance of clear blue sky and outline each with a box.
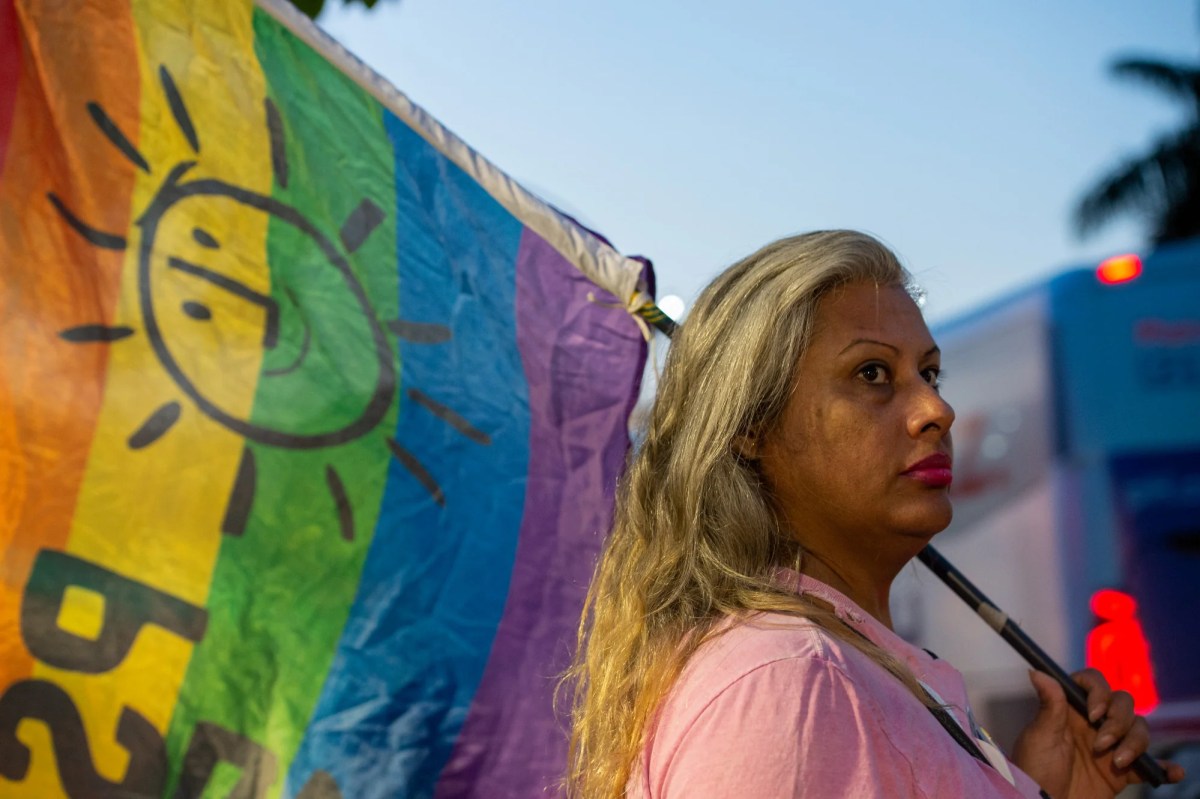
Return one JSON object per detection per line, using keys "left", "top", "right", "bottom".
{"left": 318, "top": 0, "right": 1197, "bottom": 323}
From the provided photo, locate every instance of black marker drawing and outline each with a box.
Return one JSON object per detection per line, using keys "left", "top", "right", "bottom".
{"left": 50, "top": 65, "right": 493, "bottom": 537}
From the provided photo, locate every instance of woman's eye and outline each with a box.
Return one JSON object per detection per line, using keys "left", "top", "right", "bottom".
{"left": 922, "top": 367, "right": 942, "bottom": 388}
{"left": 858, "top": 364, "right": 888, "bottom": 384}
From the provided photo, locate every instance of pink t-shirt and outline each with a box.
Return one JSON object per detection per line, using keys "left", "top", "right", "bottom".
{"left": 629, "top": 571, "right": 1045, "bottom": 798}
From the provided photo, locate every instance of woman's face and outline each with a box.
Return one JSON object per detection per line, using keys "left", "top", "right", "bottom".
{"left": 757, "top": 280, "right": 955, "bottom": 567}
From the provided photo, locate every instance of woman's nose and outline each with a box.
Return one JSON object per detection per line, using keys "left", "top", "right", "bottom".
{"left": 908, "top": 382, "right": 955, "bottom": 438}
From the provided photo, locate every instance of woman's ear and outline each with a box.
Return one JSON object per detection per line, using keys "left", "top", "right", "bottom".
{"left": 732, "top": 432, "right": 759, "bottom": 462}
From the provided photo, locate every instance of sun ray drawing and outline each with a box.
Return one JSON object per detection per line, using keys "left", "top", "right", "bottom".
{"left": 53, "top": 64, "right": 492, "bottom": 538}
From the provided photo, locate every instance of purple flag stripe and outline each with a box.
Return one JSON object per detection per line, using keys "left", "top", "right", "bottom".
{"left": 432, "top": 229, "right": 648, "bottom": 798}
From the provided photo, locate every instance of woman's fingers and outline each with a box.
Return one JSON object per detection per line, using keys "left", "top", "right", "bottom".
{"left": 1162, "top": 760, "right": 1188, "bottom": 784}
{"left": 1092, "top": 690, "right": 1135, "bottom": 752}
{"left": 1071, "top": 668, "right": 1112, "bottom": 724}
{"left": 1109, "top": 717, "right": 1149, "bottom": 769}
{"left": 1070, "top": 668, "right": 1172, "bottom": 778}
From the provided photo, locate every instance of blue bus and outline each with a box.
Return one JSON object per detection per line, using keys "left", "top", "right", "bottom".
{"left": 892, "top": 237, "right": 1200, "bottom": 770}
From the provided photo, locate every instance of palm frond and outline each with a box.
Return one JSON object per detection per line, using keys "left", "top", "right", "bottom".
{"left": 1111, "top": 58, "right": 1200, "bottom": 115}
{"left": 1155, "top": 189, "right": 1200, "bottom": 242}
{"left": 1150, "top": 135, "right": 1200, "bottom": 243}
{"left": 1073, "top": 127, "right": 1200, "bottom": 239}
{"left": 1072, "top": 15, "right": 1200, "bottom": 244}
{"left": 1074, "top": 156, "right": 1162, "bottom": 238}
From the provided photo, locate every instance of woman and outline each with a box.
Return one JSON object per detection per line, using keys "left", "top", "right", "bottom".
{"left": 564, "top": 231, "right": 1184, "bottom": 798}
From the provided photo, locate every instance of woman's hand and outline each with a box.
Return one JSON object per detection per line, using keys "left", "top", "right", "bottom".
{"left": 1012, "top": 668, "right": 1185, "bottom": 799}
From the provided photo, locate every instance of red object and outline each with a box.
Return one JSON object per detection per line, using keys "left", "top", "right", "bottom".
{"left": 1097, "top": 254, "right": 1143, "bottom": 285}
{"left": 1086, "top": 589, "right": 1159, "bottom": 714}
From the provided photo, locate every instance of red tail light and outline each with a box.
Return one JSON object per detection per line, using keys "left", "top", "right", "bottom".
{"left": 1096, "top": 254, "right": 1142, "bottom": 285}
{"left": 1086, "top": 589, "right": 1159, "bottom": 714}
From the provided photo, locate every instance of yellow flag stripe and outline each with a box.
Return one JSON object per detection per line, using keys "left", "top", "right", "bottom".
{"left": 28, "top": 0, "right": 271, "bottom": 791}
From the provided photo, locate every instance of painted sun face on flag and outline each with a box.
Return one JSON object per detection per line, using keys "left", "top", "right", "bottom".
{"left": 51, "top": 65, "right": 490, "bottom": 539}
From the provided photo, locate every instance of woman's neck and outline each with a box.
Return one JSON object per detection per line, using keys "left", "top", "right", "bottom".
{"left": 798, "top": 552, "right": 895, "bottom": 629}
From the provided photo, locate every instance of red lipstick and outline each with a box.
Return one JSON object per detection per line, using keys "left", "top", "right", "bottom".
{"left": 902, "top": 453, "right": 953, "bottom": 488}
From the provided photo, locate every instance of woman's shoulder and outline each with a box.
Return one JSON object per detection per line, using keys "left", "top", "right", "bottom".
{"left": 637, "top": 614, "right": 937, "bottom": 798}
{"left": 672, "top": 611, "right": 881, "bottom": 705}
{"left": 638, "top": 614, "right": 1041, "bottom": 799}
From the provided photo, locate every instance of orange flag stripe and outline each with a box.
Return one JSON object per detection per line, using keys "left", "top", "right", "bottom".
{"left": 0, "top": 0, "right": 139, "bottom": 692}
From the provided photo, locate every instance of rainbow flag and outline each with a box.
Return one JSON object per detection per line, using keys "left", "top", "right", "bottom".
{"left": 0, "top": 1, "right": 649, "bottom": 796}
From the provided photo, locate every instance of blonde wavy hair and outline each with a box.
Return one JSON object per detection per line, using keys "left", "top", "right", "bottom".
{"left": 563, "top": 230, "right": 937, "bottom": 799}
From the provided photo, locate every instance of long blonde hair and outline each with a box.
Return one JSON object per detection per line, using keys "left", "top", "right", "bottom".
{"left": 563, "top": 230, "right": 936, "bottom": 799}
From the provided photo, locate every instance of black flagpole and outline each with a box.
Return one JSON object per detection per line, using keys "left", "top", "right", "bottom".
{"left": 916, "top": 546, "right": 1165, "bottom": 786}
{"left": 643, "top": 301, "right": 1165, "bottom": 787}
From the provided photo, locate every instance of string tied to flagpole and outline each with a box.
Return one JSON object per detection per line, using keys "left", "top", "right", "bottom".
{"left": 586, "top": 288, "right": 678, "bottom": 342}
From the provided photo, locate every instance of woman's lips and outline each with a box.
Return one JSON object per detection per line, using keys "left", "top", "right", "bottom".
{"left": 903, "top": 453, "right": 953, "bottom": 488}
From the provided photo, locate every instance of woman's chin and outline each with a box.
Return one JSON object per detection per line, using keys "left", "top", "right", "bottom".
{"left": 894, "top": 498, "right": 953, "bottom": 540}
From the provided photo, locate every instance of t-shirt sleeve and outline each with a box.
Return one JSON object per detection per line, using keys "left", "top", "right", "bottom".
{"left": 654, "top": 657, "right": 929, "bottom": 799}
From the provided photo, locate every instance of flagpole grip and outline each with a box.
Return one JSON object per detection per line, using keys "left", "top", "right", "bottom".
{"left": 917, "top": 545, "right": 1166, "bottom": 787}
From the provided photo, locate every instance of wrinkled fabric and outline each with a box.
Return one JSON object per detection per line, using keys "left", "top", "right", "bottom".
{"left": 630, "top": 571, "right": 1044, "bottom": 798}
{"left": 0, "top": 1, "right": 647, "bottom": 797}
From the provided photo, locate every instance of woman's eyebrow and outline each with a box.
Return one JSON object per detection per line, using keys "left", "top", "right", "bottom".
{"left": 837, "top": 339, "right": 941, "bottom": 358}
{"left": 838, "top": 338, "right": 898, "bottom": 355}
